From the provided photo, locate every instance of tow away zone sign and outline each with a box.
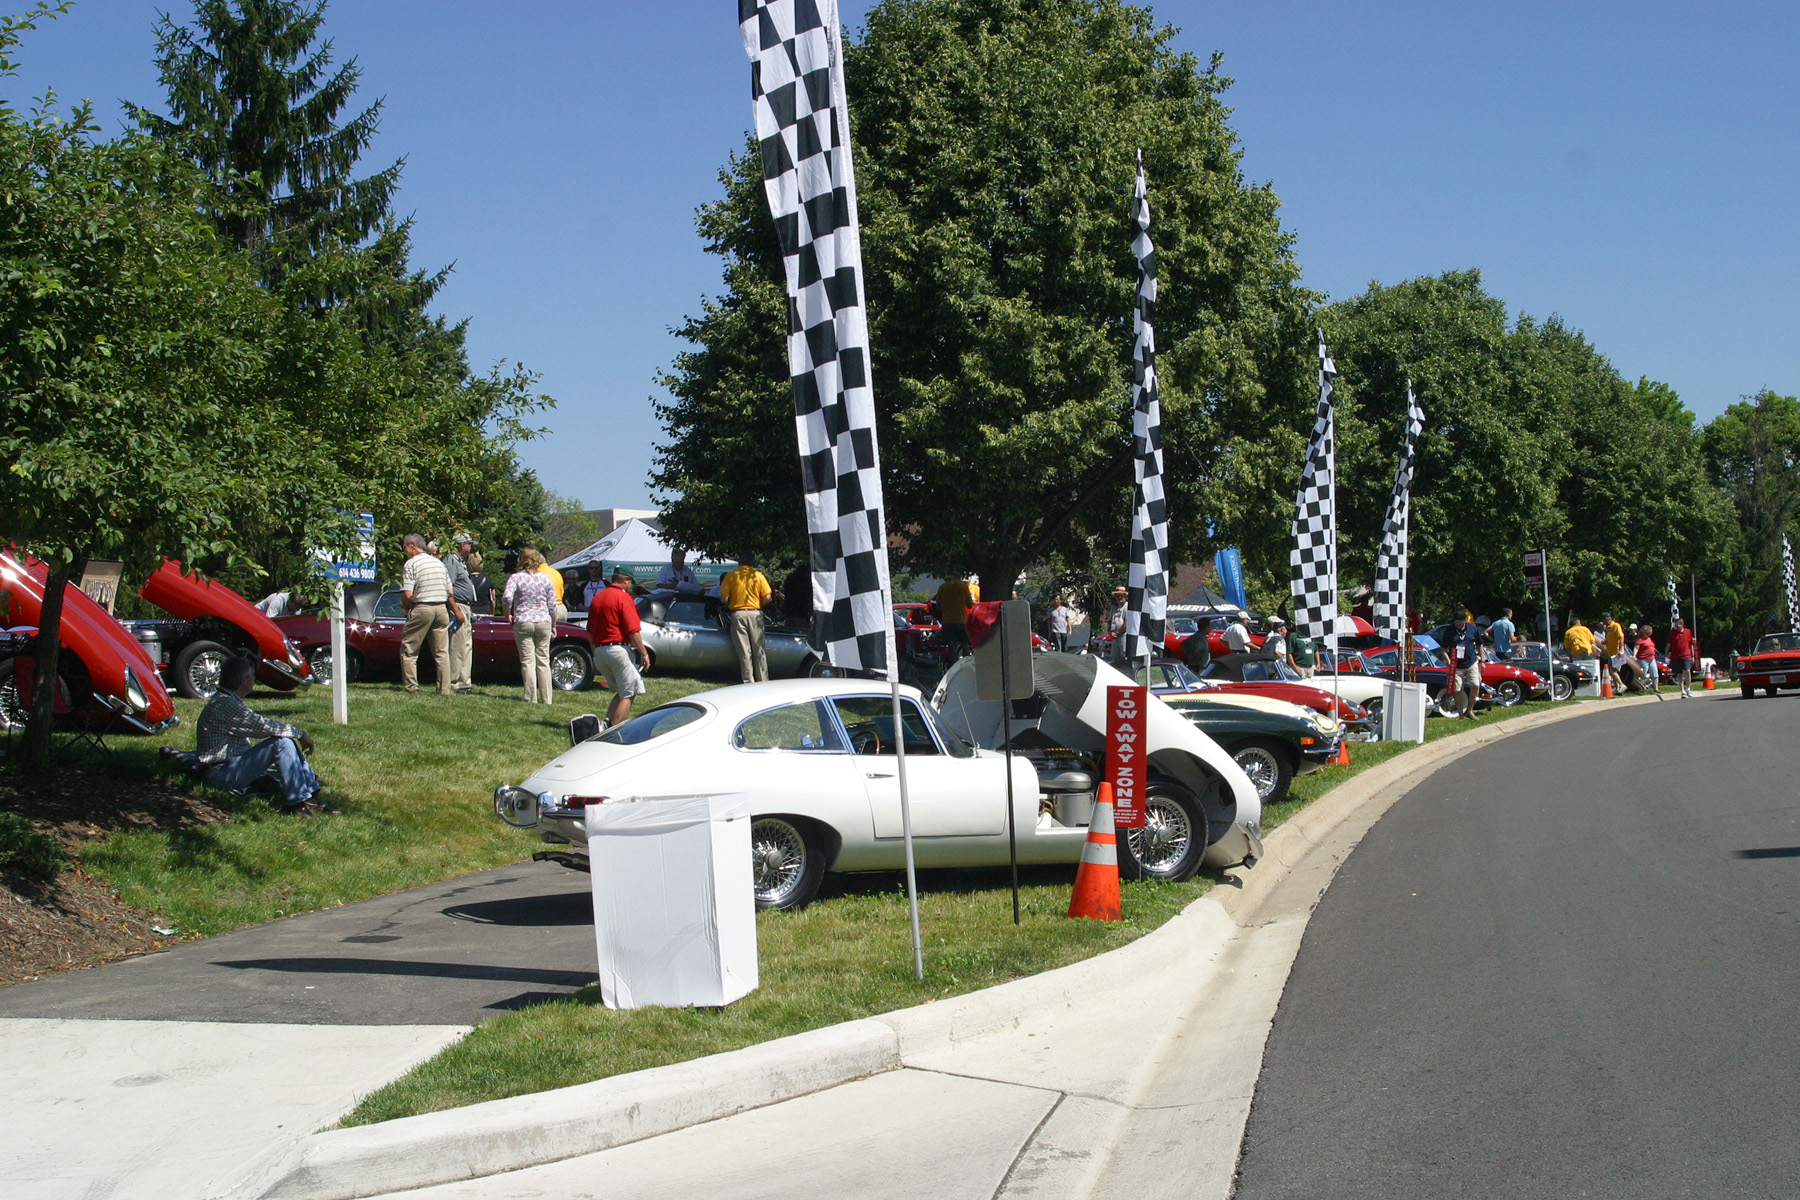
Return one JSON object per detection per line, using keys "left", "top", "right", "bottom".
{"left": 1107, "top": 685, "right": 1147, "bottom": 829}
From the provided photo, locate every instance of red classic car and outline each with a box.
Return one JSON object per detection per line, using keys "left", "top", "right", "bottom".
{"left": 275, "top": 586, "right": 596, "bottom": 690}
{"left": 1337, "top": 644, "right": 1521, "bottom": 716}
{"left": 0, "top": 552, "right": 178, "bottom": 733}
{"left": 1132, "top": 656, "right": 1374, "bottom": 733}
{"left": 127, "top": 560, "right": 313, "bottom": 699}
{"left": 1736, "top": 632, "right": 1800, "bottom": 697}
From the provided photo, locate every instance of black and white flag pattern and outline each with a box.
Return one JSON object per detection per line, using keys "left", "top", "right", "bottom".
{"left": 1785, "top": 535, "right": 1799, "bottom": 633}
{"left": 1123, "top": 152, "right": 1168, "bottom": 664}
{"left": 1668, "top": 575, "right": 1681, "bottom": 629}
{"left": 1372, "top": 381, "right": 1423, "bottom": 641}
{"left": 741, "top": 0, "right": 894, "bottom": 676}
{"left": 1290, "top": 331, "right": 1338, "bottom": 640}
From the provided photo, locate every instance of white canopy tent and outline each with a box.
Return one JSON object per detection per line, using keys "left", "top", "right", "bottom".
{"left": 551, "top": 517, "right": 734, "bottom": 587}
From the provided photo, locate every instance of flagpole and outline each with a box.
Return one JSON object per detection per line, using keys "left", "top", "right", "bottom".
{"left": 889, "top": 673, "right": 923, "bottom": 978}
{"left": 739, "top": 0, "right": 921, "bottom": 978}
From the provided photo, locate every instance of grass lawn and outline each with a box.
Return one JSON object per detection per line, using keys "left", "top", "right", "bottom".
{"left": 66, "top": 673, "right": 716, "bottom": 937}
{"left": 342, "top": 694, "right": 1606, "bottom": 1127}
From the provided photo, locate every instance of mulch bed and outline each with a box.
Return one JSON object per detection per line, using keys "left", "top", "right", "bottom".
{"left": 0, "top": 762, "right": 233, "bottom": 986}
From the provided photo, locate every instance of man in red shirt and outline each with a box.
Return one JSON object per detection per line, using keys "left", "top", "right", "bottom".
{"left": 1666, "top": 617, "right": 1697, "bottom": 698}
{"left": 588, "top": 570, "right": 650, "bottom": 728}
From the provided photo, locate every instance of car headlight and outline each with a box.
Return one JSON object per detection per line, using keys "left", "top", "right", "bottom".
{"left": 122, "top": 665, "right": 150, "bottom": 713}
{"left": 1312, "top": 712, "right": 1339, "bottom": 736}
{"left": 286, "top": 641, "right": 305, "bottom": 669}
{"left": 494, "top": 785, "right": 547, "bottom": 828}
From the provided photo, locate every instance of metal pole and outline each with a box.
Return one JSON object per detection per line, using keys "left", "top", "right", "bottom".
{"left": 889, "top": 677, "right": 923, "bottom": 979}
{"left": 330, "top": 579, "right": 348, "bottom": 726}
{"left": 1001, "top": 607, "right": 1020, "bottom": 925}
{"left": 1542, "top": 552, "right": 1554, "bottom": 701}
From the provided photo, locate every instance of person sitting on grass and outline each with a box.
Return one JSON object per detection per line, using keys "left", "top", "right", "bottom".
{"left": 195, "top": 657, "right": 334, "bottom": 817}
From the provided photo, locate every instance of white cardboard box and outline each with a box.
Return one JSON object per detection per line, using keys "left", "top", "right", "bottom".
{"left": 1380, "top": 681, "right": 1429, "bottom": 743}
{"left": 586, "top": 795, "right": 758, "bottom": 1009}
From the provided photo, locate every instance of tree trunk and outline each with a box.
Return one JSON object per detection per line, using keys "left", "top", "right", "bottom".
{"left": 19, "top": 553, "right": 86, "bottom": 771}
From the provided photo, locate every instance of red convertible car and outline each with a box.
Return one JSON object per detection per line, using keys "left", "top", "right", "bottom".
{"left": 1736, "top": 632, "right": 1800, "bottom": 697}
{"left": 275, "top": 586, "right": 596, "bottom": 690}
{"left": 0, "top": 552, "right": 178, "bottom": 734}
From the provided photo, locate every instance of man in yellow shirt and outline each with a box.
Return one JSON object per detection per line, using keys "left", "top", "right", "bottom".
{"left": 934, "top": 577, "right": 980, "bottom": 655}
{"left": 537, "top": 557, "right": 567, "bottom": 622}
{"left": 720, "top": 555, "right": 776, "bottom": 683}
{"left": 1564, "top": 616, "right": 1594, "bottom": 659}
{"left": 1599, "top": 611, "right": 1626, "bottom": 693}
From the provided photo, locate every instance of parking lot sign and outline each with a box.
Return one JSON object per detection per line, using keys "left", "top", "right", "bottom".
{"left": 1523, "top": 549, "right": 1545, "bottom": 589}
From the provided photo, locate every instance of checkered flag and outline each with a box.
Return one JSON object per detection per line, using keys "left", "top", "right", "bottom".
{"left": 1290, "top": 330, "right": 1338, "bottom": 641}
{"left": 1668, "top": 575, "right": 1681, "bottom": 629}
{"left": 1372, "top": 380, "right": 1422, "bottom": 641}
{"left": 741, "top": 0, "right": 894, "bottom": 677}
{"left": 1785, "top": 535, "right": 1799, "bottom": 632}
{"left": 1122, "top": 152, "right": 1168, "bottom": 664}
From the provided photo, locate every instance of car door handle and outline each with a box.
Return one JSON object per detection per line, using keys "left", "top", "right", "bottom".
{"left": 866, "top": 772, "right": 894, "bottom": 779}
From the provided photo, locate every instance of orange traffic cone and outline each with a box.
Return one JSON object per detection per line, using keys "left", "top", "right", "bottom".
{"left": 1704, "top": 667, "right": 1716, "bottom": 690}
{"left": 1600, "top": 672, "right": 1614, "bottom": 699}
{"left": 1068, "top": 781, "right": 1123, "bottom": 922}
{"left": 1333, "top": 739, "right": 1351, "bottom": 766}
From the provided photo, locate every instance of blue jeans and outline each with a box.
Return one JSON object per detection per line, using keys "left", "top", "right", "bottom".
{"left": 203, "top": 737, "right": 320, "bottom": 806}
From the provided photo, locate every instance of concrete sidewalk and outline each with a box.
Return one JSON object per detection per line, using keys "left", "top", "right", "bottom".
{"left": 1, "top": 1018, "right": 464, "bottom": 1200}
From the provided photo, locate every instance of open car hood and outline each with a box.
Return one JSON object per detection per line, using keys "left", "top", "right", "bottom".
{"left": 933, "top": 652, "right": 1260, "bottom": 835}
{"left": 140, "top": 559, "right": 291, "bottom": 663}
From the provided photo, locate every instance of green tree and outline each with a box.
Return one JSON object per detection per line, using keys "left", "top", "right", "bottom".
{"left": 654, "top": 0, "right": 1313, "bottom": 593}
{"left": 128, "top": 0, "right": 551, "bottom": 585}
{"left": 1701, "top": 390, "right": 1800, "bottom": 649}
{"left": 0, "top": 8, "right": 356, "bottom": 767}
{"left": 1319, "top": 270, "right": 1725, "bottom": 627}
{"left": 131, "top": 0, "right": 399, "bottom": 286}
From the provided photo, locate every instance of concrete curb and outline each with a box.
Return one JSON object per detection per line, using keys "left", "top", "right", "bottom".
{"left": 238, "top": 1019, "right": 902, "bottom": 1200}
{"left": 245, "top": 695, "right": 1665, "bottom": 1200}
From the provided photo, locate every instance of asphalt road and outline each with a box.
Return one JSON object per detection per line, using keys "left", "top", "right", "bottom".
{"left": 0, "top": 862, "right": 599, "bottom": 1025}
{"left": 1233, "top": 692, "right": 1800, "bottom": 1199}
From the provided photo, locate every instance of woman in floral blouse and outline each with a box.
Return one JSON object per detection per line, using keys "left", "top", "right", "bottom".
{"left": 503, "top": 548, "right": 559, "bottom": 704}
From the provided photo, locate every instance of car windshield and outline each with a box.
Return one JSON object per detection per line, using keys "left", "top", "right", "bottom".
{"left": 597, "top": 703, "right": 705, "bottom": 745}
{"left": 1755, "top": 633, "right": 1800, "bottom": 653}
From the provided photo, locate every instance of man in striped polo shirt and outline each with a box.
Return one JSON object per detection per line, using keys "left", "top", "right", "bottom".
{"left": 400, "top": 533, "right": 463, "bottom": 694}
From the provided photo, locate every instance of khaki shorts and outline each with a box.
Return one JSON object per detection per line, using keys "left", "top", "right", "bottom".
{"left": 594, "top": 643, "right": 646, "bottom": 698}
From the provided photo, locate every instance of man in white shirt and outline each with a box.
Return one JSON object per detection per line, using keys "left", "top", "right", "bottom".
{"left": 400, "top": 533, "right": 462, "bottom": 695}
{"left": 656, "top": 549, "right": 703, "bottom": 594}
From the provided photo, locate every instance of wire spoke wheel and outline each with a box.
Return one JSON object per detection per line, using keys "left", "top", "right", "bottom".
{"left": 1233, "top": 745, "right": 1282, "bottom": 803}
{"left": 1551, "top": 674, "right": 1573, "bottom": 701}
{"left": 550, "top": 645, "right": 592, "bottom": 691}
{"left": 189, "top": 649, "right": 227, "bottom": 697}
{"left": 750, "top": 816, "right": 822, "bottom": 909}
{"left": 1125, "top": 792, "right": 1195, "bottom": 877}
{"left": 0, "top": 670, "right": 25, "bottom": 729}
{"left": 305, "top": 648, "right": 335, "bottom": 686}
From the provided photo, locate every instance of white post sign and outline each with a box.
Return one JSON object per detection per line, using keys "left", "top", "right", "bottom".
{"left": 316, "top": 512, "right": 376, "bottom": 726}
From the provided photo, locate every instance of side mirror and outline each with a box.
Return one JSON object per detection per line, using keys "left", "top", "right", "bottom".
{"left": 569, "top": 713, "right": 602, "bottom": 746}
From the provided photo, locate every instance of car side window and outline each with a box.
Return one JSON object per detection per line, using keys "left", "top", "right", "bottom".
{"left": 1366, "top": 650, "right": 1397, "bottom": 671}
{"left": 831, "top": 696, "right": 941, "bottom": 756}
{"left": 373, "top": 591, "right": 404, "bottom": 619}
{"left": 1241, "top": 662, "right": 1273, "bottom": 681}
{"left": 667, "top": 600, "right": 709, "bottom": 626}
{"left": 734, "top": 701, "right": 847, "bottom": 752}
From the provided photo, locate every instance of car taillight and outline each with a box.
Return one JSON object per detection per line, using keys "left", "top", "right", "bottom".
{"left": 563, "top": 795, "right": 608, "bottom": 810}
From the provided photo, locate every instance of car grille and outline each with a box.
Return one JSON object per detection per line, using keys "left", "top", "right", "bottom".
{"left": 1749, "top": 655, "right": 1800, "bottom": 673}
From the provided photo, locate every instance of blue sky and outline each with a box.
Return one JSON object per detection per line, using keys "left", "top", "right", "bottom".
{"left": 9, "top": 2, "right": 1798, "bottom": 512}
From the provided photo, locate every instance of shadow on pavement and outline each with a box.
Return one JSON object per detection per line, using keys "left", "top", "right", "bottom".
{"left": 214, "top": 957, "right": 594, "bottom": 987}
{"left": 442, "top": 890, "right": 593, "bottom": 927}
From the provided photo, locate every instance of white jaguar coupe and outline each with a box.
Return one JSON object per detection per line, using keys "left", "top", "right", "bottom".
{"left": 494, "top": 655, "right": 1261, "bottom": 910}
